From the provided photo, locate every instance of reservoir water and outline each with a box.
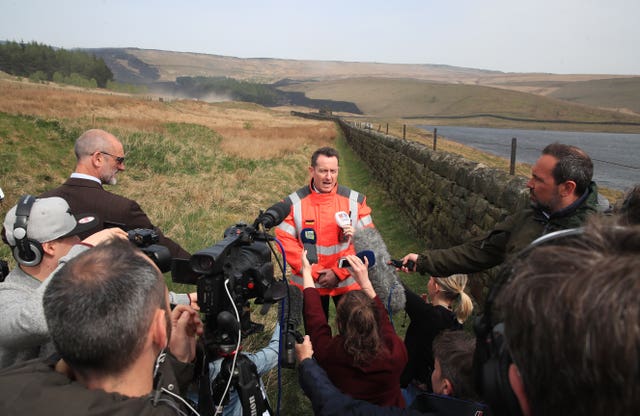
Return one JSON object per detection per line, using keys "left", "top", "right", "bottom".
{"left": 417, "top": 125, "right": 640, "bottom": 191}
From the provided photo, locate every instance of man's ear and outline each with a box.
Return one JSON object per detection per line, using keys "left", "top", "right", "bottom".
{"left": 508, "top": 363, "right": 531, "bottom": 416}
{"left": 150, "top": 308, "right": 168, "bottom": 350}
{"left": 441, "top": 378, "right": 454, "bottom": 396}
{"left": 559, "top": 180, "right": 577, "bottom": 197}
{"left": 41, "top": 240, "right": 57, "bottom": 256}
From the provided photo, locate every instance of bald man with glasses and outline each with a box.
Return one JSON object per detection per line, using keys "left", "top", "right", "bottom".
{"left": 41, "top": 129, "right": 190, "bottom": 259}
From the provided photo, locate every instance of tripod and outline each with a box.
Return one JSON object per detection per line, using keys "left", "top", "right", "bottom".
{"left": 198, "top": 352, "right": 272, "bottom": 416}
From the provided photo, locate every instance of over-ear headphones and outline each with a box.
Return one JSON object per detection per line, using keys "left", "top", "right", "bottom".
{"left": 12, "top": 194, "right": 44, "bottom": 267}
{"left": 473, "top": 227, "right": 586, "bottom": 416}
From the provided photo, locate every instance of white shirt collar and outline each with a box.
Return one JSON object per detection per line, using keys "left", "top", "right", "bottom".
{"left": 70, "top": 172, "right": 102, "bottom": 184}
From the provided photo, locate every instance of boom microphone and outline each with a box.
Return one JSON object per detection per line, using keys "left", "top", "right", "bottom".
{"left": 353, "top": 227, "right": 406, "bottom": 313}
{"left": 300, "top": 228, "right": 318, "bottom": 264}
{"left": 255, "top": 201, "right": 291, "bottom": 229}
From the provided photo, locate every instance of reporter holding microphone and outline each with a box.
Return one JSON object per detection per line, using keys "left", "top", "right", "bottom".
{"left": 300, "top": 250, "right": 408, "bottom": 407}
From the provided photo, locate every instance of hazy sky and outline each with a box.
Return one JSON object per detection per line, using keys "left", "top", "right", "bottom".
{"left": 1, "top": 0, "right": 638, "bottom": 75}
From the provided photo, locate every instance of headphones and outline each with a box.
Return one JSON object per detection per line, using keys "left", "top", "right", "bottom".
{"left": 473, "top": 227, "right": 586, "bottom": 416}
{"left": 12, "top": 194, "right": 44, "bottom": 267}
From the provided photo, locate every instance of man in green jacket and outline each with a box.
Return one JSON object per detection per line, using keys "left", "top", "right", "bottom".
{"left": 401, "top": 142, "right": 599, "bottom": 276}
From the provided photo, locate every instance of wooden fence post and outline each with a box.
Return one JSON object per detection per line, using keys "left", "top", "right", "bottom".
{"left": 433, "top": 128, "right": 438, "bottom": 151}
{"left": 403, "top": 124, "right": 406, "bottom": 140}
{"left": 510, "top": 137, "right": 517, "bottom": 175}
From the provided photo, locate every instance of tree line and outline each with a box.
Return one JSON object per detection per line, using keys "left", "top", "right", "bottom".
{"left": 0, "top": 41, "right": 113, "bottom": 88}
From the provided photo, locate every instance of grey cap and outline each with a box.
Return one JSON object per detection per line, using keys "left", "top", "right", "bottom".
{"left": 3, "top": 196, "right": 99, "bottom": 245}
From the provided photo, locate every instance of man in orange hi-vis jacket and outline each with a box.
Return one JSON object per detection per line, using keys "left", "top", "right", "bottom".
{"left": 276, "top": 147, "right": 375, "bottom": 320}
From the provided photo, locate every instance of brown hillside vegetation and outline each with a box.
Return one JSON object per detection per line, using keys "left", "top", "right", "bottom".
{"left": 123, "top": 48, "right": 634, "bottom": 86}
{"left": 0, "top": 79, "right": 335, "bottom": 159}
{"left": 280, "top": 77, "right": 640, "bottom": 128}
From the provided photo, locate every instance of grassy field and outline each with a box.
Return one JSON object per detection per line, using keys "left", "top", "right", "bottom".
{"left": 0, "top": 78, "right": 431, "bottom": 414}
{"left": 0, "top": 78, "right": 627, "bottom": 414}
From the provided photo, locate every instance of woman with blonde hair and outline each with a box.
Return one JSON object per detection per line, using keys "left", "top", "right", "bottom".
{"left": 301, "top": 250, "right": 408, "bottom": 407}
{"left": 400, "top": 273, "right": 474, "bottom": 405}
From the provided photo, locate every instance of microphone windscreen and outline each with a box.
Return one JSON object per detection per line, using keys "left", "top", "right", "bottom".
{"left": 352, "top": 227, "right": 406, "bottom": 313}
{"left": 261, "top": 201, "right": 291, "bottom": 229}
{"left": 279, "top": 284, "right": 304, "bottom": 330}
{"left": 300, "top": 228, "right": 318, "bottom": 264}
{"left": 300, "top": 228, "right": 317, "bottom": 244}
{"left": 356, "top": 250, "right": 376, "bottom": 268}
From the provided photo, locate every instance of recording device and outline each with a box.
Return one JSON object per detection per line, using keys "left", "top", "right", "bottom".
{"left": 300, "top": 228, "right": 318, "bottom": 264}
{"left": 389, "top": 258, "right": 416, "bottom": 270}
{"left": 127, "top": 228, "right": 172, "bottom": 273}
{"left": 337, "top": 250, "right": 376, "bottom": 268}
{"left": 352, "top": 227, "right": 406, "bottom": 313}
{"left": 170, "top": 201, "right": 290, "bottom": 415}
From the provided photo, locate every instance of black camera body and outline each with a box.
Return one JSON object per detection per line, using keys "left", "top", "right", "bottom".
{"left": 128, "top": 228, "right": 172, "bottom": 273}
{"left": 175, "top": 222, "right": 285, "bottom": 355}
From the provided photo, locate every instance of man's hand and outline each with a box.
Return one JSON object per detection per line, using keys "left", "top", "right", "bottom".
{"left": 400, "top": 253, "right": 419, "bottom": 272}
{"left": 295, "top": 335, "right": 314, "bottom": 363}
{"left": 317, "top": 269, "right": 339, "bottom": 288}
{"left": 187, "top": 292, "right": 199, "bottom": 310}
{"left": 82, "top": 227, "right": 128, "bottom": 246}
{"left": 168, "top": 304, "right": 203, "bottom": 363}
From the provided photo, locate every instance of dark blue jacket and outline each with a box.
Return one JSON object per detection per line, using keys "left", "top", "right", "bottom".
{"left": 298, "top": 358, "right": 489, "bottom": 416}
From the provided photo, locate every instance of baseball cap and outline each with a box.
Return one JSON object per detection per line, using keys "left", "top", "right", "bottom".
{"left": 3, "top": 196, "right": 99, "bottom": 245}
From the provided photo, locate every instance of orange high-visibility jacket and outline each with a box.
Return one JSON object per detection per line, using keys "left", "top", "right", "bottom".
{"left": 276, "top": 182, "right": 374, "bottom": 296}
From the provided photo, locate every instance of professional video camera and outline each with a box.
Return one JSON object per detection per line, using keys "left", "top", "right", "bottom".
{"left": 127, "top": 228, "right": 172, "bottom": 273}
{"left": 171, "top": 202, "right": 291, "bottom": 415}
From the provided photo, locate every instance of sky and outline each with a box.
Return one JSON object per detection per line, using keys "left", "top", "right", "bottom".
{"left": 1, "top": 0, "right": 639, "bottom": 75}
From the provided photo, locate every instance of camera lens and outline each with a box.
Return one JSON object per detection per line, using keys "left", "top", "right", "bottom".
{"left": 194, "top": 255, "right": 215, "bottom": 273}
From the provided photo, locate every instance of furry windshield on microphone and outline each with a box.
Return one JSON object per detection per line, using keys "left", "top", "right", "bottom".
{"left": 353, "top": 227, "right": 406, "bottom": 313}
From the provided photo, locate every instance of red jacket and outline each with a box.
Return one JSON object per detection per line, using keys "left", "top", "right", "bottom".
{"left": 303, "top": 287, "right": 408, "bottom": 407}
{"left": 275, "top": 181, "right": 374, "bottom": 296}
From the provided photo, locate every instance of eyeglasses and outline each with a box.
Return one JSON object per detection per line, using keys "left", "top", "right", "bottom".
{"left": 99, "top": 151, "right": 126, "bottom": 164}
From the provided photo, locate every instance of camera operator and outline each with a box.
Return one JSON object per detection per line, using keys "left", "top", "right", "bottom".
{"left": 0, "top": 196, "right": 127, "bottom": 369}
{"left": 0, "top": 238, "right": 203, "bottom": 415}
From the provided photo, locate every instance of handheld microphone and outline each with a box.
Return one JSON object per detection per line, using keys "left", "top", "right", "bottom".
{"left": 335, "top": 211, "right": 351, "bottom": 242}
{"left": 300, "top": 228, "right": 318, "bottom": 264}
{"left": 281, "top": 285, "right": 304, "bottom": 368}
{"left": 255, "top": 201, "right": 291, "bottom": 229}
{"left": 389, "top": 259, "right": 416, "bottom": 270}
{"left": 353, "top": 227, "right": 406, "bottom": 313}
{"left": 338, "top": 250, "right": 376, "bottom": 268}
{"left": 335, "top": 211, "right": 351, "bottom": 227}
